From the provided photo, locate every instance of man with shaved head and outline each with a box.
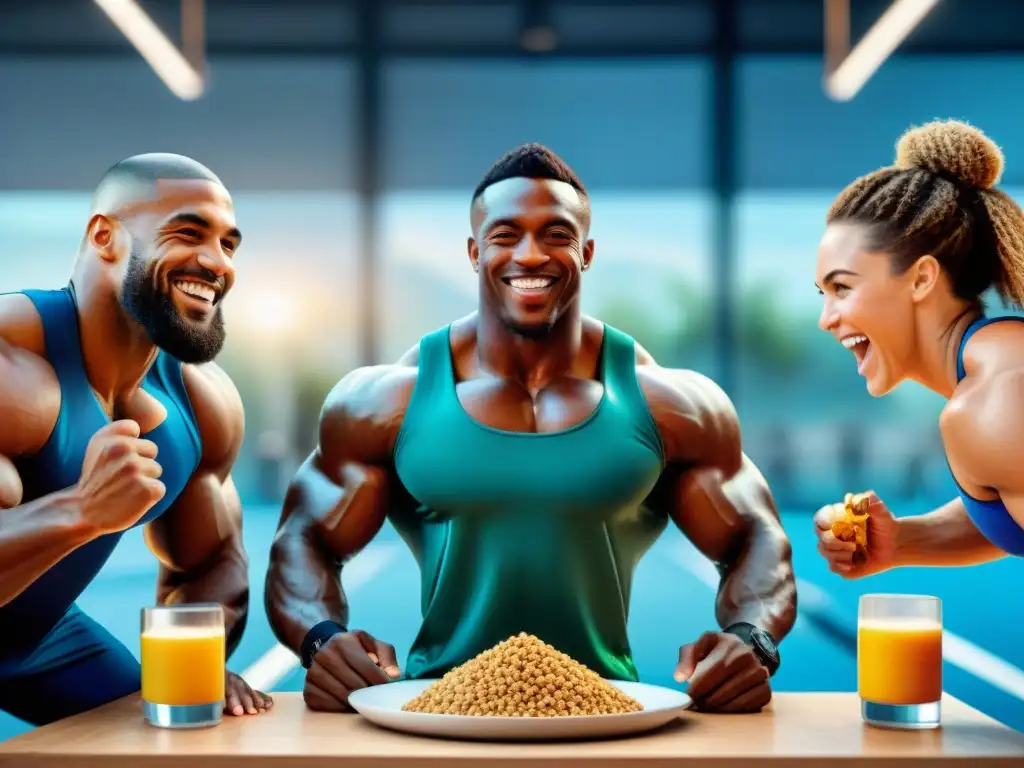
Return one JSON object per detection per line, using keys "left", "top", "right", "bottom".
{"left": 0, "top": 153, "right": 270, "bottom": 726}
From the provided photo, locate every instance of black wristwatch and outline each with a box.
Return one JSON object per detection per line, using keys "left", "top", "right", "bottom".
{"left": 724, "top": 622, "right": 780, "bottom": 677}
{"left": 300, "top": 620, "right": 346, "bottom": 669}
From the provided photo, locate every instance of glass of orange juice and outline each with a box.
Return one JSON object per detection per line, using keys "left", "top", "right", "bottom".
{"left": 141, "top": 604, "right": 225, "bottom": 729}
{"left": 858, "top": 594, "right": 942, "bottom": 729}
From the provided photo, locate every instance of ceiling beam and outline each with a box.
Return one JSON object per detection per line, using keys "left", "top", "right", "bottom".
{"left": 823, "top": 0, "right": 940, "bottom": 101}
{"left": 93, "top": 0, "right": 206, "bottom": 100}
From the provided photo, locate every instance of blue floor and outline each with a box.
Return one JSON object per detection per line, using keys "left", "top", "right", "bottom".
{"left": 1, "top": 506, "right": 1021, "bottom": 741}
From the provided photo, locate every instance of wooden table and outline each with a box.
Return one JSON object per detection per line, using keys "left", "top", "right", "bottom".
{"left": 0, "top": 692, "right": 1021, "bottom": 767}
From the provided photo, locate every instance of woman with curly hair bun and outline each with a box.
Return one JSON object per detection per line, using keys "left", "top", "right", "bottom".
{"left": 812, "top": 119, "right": 1024, "bottom": 576}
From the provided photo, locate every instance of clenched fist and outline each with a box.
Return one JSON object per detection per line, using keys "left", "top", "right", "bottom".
{"left": 813, "top": 491, "right": 898, "bottom": 578}
{"left": 77, "top": 420, "right": 166, "bottom": 535}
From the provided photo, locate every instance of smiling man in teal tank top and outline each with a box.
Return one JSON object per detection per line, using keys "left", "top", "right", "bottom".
{"left": 267, "top": 144, "right": 797, "bottom": 715}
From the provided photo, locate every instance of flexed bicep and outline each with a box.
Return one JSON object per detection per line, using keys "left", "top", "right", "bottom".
{"left": 266, "top": 363, "right": 416, "bottom": 654}
{"left": 640, "top": 364, "right": 796, "bottom": 642}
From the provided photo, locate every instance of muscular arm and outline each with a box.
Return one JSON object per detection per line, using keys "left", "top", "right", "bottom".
{"left": 894, "top": 497, "right": 1006, "bottom": 567}
{"left": 143, "top": 364, "right": 249, "bottom": 655}
{"left": 265, "top": 364, "right": 414, "bottom": 654}
{"left": 0, "top": 336, "right": 94, "bottom": 608}
{"left": 642, "top": 366, "right": 797, "bottom": 642}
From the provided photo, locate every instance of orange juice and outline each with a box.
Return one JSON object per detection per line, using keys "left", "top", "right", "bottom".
{"left": 141, "top": 626, "right": 225, "bottom": 706}
{"left": 858, "top": 619, "right": 942, "bottom": 705}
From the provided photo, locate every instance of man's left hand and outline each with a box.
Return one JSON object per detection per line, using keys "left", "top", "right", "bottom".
{"left": 673, "top": 631, "right": 771, "bottom": 713}
{"left": 224, "top": 670, "right": 273, "bottom": 716}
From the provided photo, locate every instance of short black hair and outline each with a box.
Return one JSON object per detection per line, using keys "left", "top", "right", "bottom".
{"left": 472, "top": 143, "right": 587, "bottom": 204}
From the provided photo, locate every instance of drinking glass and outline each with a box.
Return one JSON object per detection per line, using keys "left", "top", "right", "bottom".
{"left": 140, "top": 604, "right": 225, "bottom": 729}
{"left": 858, "top": 594, "right": 942, "bottom": 729}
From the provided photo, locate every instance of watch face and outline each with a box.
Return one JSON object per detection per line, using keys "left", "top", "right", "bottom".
{"left": 752, "top": 629, "right": 779, "bottom": 663}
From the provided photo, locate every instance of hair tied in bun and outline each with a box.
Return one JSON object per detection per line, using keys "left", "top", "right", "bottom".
{"left": 894, "top": 119, "right": 1004, "bottom": 190}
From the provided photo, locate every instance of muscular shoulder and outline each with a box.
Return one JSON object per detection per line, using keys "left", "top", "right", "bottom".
{"left": 944, "top": 319, "right": 1024, "bottom": 490}
{"left": 181, "top": 362, "right": 244, "bottom": 473}
{"left": 319, "top": 359, "right": 419, "bottom": 466}
{"left": 960, "top": 318, "right": 1024, "bottom": 379}
{"left": 0, "top": 293, "right": 47, "bottom": 357}
{"left": 635, "top": 360, "right": 740, "bottom": 466}
{"left": 0, "top": 295, "right": 60, "bottom": 457}
{"left": 942, "top": 365, "right": 1024, "bottom": 492}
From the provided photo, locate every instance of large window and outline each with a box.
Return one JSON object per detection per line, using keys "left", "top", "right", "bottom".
{"left": 379, "top": 60, "right": 715, "bottom": 375}
{"left": 737, "top": 56, "right": 1024, "bottom": 191}
{"left": 0, "top": 58, "right": 356, "bottom": 190}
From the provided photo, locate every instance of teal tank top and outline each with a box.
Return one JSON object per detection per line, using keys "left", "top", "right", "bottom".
{"left": 392, "top": 323, "right": 667, "bottom": 681}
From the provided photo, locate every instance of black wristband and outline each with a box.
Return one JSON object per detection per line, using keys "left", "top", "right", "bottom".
{"left": 724, "top": 622, "right": 781, "bottom": 677}
{"left": 300, "top": 620, "right": 346, "bottom": 669}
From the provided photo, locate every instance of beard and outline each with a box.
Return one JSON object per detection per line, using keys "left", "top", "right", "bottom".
{"left": 120, "top": 243, "right": 226, "bottom": 363}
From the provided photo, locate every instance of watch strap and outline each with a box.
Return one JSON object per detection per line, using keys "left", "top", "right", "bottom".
{"left": 300, "top": 620, "right": 346, "bottom": 669}
{"left": 723, "top": 622, "right": 780, "bottom": 676}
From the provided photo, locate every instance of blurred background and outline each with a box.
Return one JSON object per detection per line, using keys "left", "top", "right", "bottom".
{"left": 1, "top": 0, "right": 1023, "bottom": 740}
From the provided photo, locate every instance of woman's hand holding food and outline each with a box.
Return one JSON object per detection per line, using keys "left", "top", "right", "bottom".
{"left": 814, "top": 491, "right": 899, "bottom": 578}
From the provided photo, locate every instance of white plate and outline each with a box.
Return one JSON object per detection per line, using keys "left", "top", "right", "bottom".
{"left": 347, "top": 678, "right": 692, "bottom": 741}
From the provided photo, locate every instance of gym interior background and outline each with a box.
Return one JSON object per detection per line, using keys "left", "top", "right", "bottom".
{"left": 1, "top": 0, "right": 1022, "bottom": 739}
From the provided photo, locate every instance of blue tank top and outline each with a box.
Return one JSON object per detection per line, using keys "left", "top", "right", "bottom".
{"left": 1, "top": 286, "right": 203, "bottom": 653}
{"left": 950, "top": 314, "right": 1024, "bottom": 556}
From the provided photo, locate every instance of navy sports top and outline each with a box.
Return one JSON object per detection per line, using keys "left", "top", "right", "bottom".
{"left": 951, "top": 315, "right": 1024, "bottom": 556}
{"left": 1, "top": 286, "right": 203, "bottom": 654}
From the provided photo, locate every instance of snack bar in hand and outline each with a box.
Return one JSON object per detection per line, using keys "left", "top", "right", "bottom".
{"left": 831, "top": 492, "right": 870, "bottom": 554}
